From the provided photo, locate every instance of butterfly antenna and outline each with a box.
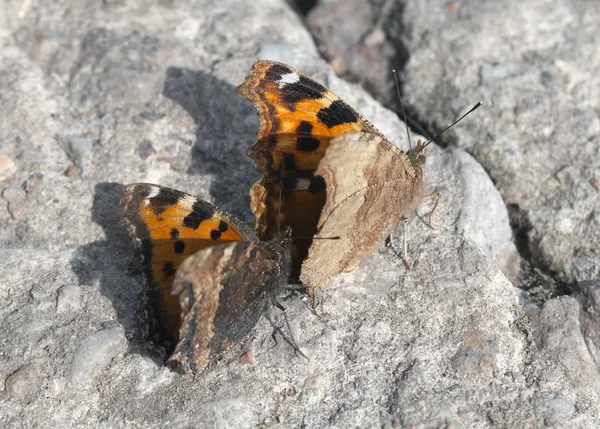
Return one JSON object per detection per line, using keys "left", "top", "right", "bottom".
{"left": 392, "top": 69, "right": 413, "bottom": 151}
{"left": 293, "top": 235, "right": 340, "bottom": 240}
{"left": 420, "top": 102, "right": 483, "bottom": 152}
{"left": 277, "top": 161, "right": 284, "bottom": 236}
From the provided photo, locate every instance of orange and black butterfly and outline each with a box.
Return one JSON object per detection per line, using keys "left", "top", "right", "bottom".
{"left": 119, "top": 183, "right": 290, "bottom": 374}
{"left": 237, "top": 61, "right": 428, "bottom": 291}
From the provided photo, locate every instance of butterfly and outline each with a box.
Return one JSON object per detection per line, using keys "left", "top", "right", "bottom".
{"left": 118, "top": 183, "right": 291, "bottom": 374}
{"left": 236, "top": 60, "right": 429, "bottom": 291}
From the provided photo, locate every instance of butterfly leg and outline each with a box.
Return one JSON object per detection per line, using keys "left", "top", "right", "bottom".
{"left": 271, "top": 298, "right": 309, "bottom": 360}
{"left": 385, "top": 219, "right": 411, "bottom": 268}
{"left": 422, "top": 191, "right": 442, "bottom": 229}
{"left": 402, "top": 219, "right": 412, "bottom": 269}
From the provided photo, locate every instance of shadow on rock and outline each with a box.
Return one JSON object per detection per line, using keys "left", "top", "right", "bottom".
{"left": 70, "top": 182, "right": 156, "bottom": 359}
{"left": 163, "top": 67, "right": 259, "bottom": 225}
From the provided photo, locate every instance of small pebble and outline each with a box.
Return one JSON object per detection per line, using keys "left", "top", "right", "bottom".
{"left": 239, "top": 350, "right": 254, "bottom": 365}
{"left": 70, "top": 326, "right": 126, "bottom": 387}
{"left": 25, "top": 173, "right": 44, "bottom": 197}
{"left": 56, "top": 135, "right": 93, "bottom": 166}
{"left": 2, "top": 187, "right": 28, "bottom": 220}
{"left": 56, "top": 285, "right": 82, "bottom": 313}
{"left": 65, "top": 165, "right": 81, "bottom": 177}
{"left": 138, "top": 139, "right": 156, "bottom": 160}
{"left": 0, "top": 154, "right": 17, "bottom": 182}
{"left": 5, "top": 364, "right": 38, "bottom": 399}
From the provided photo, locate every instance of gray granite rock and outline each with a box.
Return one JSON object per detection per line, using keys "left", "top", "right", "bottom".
{"left": 398, "top": 0, "right": 600, "bottom": 285}
{"left": 306, "top": 0, "right": 398, "bottom": 105}
{"left": 420, "top": 144, "right": 520, "bottom": 284}
{"left": 0, "top": 0, "right": 598, "bottom": 428}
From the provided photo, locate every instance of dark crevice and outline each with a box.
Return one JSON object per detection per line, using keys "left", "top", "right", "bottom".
{"left": 286, "top": 0, "right": 318, "bottom": 15}
{"left": 508, "top": 203, "right": 572, "bottom": 302}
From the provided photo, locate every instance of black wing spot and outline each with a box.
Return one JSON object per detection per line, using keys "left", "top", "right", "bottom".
{"left": 174, "top": 241, "right": 185, "bottom": 254}
{"left": 317, "top": 100, "right": 358, "bottom": 128}
{"left": 149, "top": 188, "right": 180, "bottom": 215}
{"left": 210, "top": 220, "right": 229, "bottom": 240}
{"left": 183, "top": 200, "right": 211, "bottom": 229}
{"left": 297, "top": 137, "right": 320, "bottom": 152}
{"left": 282, "top": 152, "right": 297, "bottom": 170}
{"left": 218, "top": 220, "right": 229, "bottom": 232}
{"left": 308, "top": 176, "right": 326, "bottom": 193}
{"left": 295, "top": 121, "right": 313, "bottom": 135}
{"left": 163, "top": 261, "right": 176, "bottom": 278}
{"left": 170, "top": 228, "right": 180, "bottom": 240}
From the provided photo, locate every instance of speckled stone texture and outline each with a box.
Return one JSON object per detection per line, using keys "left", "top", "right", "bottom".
{"left": 1, "top": 0, "right": 599, "bottom": 427}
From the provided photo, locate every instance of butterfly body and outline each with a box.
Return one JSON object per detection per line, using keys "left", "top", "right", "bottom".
{"left": 119, "top": 183, "right": 291, "bottom": 374}
{"left": 237, "top": 60, "right": 427, "bottom": 290}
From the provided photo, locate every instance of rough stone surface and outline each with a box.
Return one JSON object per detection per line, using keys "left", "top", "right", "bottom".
{"left": 306, "top": 0, "right": 399, "bottom": 106}
{"left": 420, "top": 145, "right": 520, "bottom": 284}
{"left": 0, "top": 0, "right": 598, "bottom": 428}
{"left": 398, "top": 0, "right": 600, "bottom": 285}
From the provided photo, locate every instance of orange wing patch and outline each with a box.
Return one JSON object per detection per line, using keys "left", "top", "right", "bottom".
{"left": 119, "top": 183, "right": 256, "bottom": 349}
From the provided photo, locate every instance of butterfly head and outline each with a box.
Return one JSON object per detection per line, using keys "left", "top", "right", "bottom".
{"left": 409, "top": 139, "right": 427, "bottom": 168}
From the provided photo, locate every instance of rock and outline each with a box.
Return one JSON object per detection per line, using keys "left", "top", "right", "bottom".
{"left": 2, "top": 186, "right": 28, "bottom": 220}
{"left": 5, "top": 364, "right": 39, "bottom": 399}
{"left": 56, "top": 135, "right": 93, "bottom": 167}
{"left": 524, "top": 297, "right": 600, "bottom": 425}
{"left": 306, "top": 0, "right": 397, "bottom": 106}
{"left": 70, "top": 326, "right": 126, "bottom": 387}
{"left": 0, "top": 0, "right": 599, "bottom": 427}
{"left": 25, "top": 173, "right": 44, "bottom": 197}
{"left": 451, "top": 149, "right": 520, "bottom": 284}
{"left": 414, "top": 144, "right": 521, "bottom": 284}
{"left": 0, "top": 154, "right": 17, "bottom": 182}
{"left": 535, "top": 397, "right": 576, "bottom": 426}
{"left": 398, "top": 0, "right": 600, "bottom": 285}
{"left": 572, "top": 280, "right": 600, "bottom": 370}
{"left": 137, "top": 139, "right": 156, "bottom": 160}
{"left": 56, "top": 285, "right": 82, "bottom": 313}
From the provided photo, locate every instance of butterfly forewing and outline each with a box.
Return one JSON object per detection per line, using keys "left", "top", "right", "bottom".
{"left": 237, "top": 60, "right": 384, "bottom": 277}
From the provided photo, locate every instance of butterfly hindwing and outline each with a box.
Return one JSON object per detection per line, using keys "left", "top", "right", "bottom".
{"left": 300, "top": 132, "right": 426, "bottom": 289}
{"left": 119, "top": 183, "right": 256, "bottom": 348}
{"left": 167, "top": 239, "right": 290, "bottom": 374}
